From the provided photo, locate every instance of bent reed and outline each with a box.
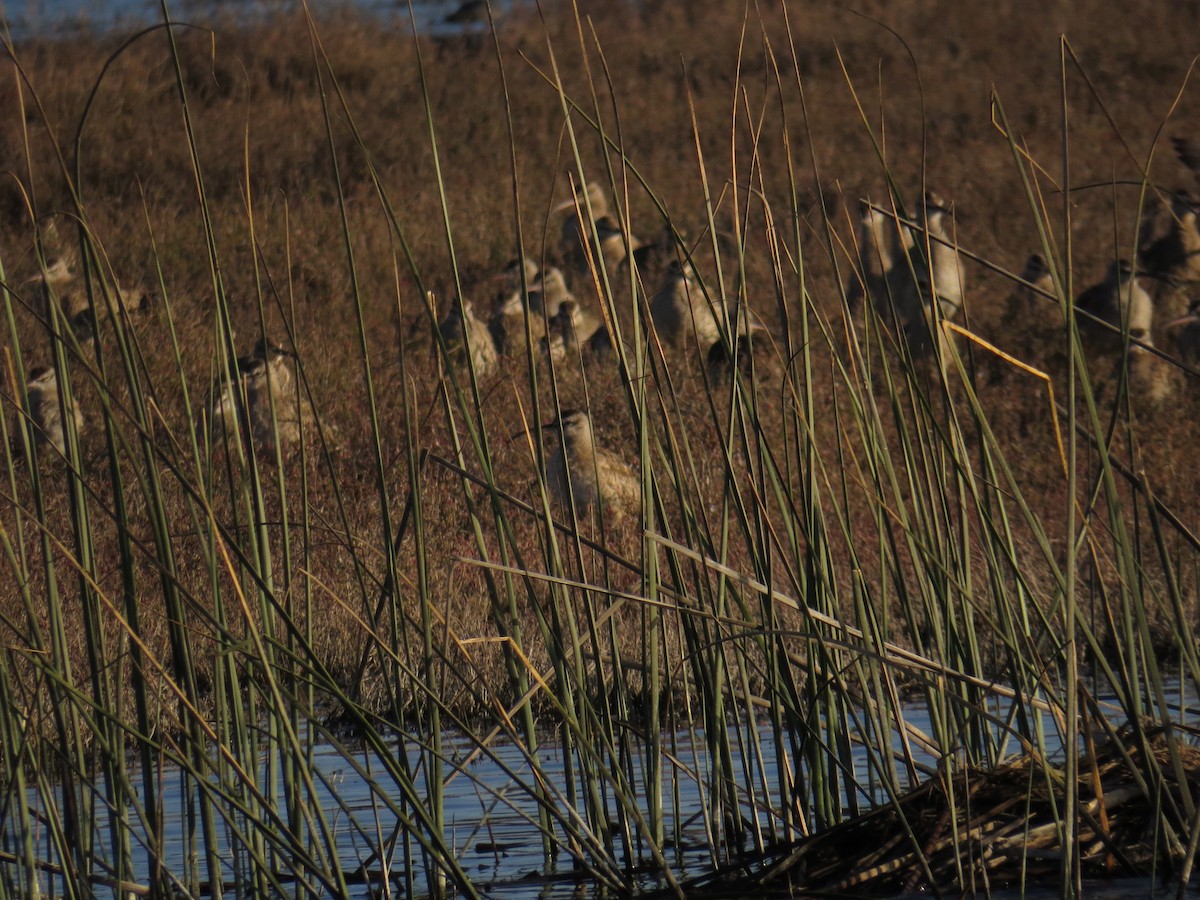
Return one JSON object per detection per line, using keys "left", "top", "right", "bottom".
{"left": 1, "top": 0, "right": 1199, "bottom": 896}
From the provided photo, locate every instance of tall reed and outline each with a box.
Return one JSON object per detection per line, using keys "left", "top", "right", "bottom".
{"left": 0, "top": 2, "right": 1197, "bottom": 897}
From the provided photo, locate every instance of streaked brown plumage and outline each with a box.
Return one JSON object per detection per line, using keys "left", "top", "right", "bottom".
{"left": 203, "top": 338, "right": 303, "bottom": 456}
{"left": 1139, "top": 191, "right": 1200, "bottom": 285}
{"left": 1127, "top": 335, "right": 1174, "bottom": 407}
{"left": 22, "top": 364, "right": 83, "bottom": 458}
{"left": 545, "top": 408, "right": 639, "bottom": 519}
{"left": 649, "top": 259, "right": 717, "bottom": 348}
{"left": 490, "top": 257, "right": 547, "bottom": 357}
{"left": 555, "top": 180, "right": 643, "bottom": 277}
{"left": 1074, "top": 260, "right": 1153, "bottom": 348}
{"left": 852, "top": 193, "right": 962, "bottom": 364}
{"left": 438, "top": 295, "right": 498, "bottom": 377}
{"left": 543, "top": 298, "right": 602, "bottom": 362}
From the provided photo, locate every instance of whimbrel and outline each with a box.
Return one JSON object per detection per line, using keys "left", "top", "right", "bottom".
{"left": 51, "top": 283, "right": 153, "bottom": 324}
{"left": 527, "top": 266, "right": 576, "bottom": 320}
{"left": 649, "top": 259, "right": 772, "bottom": 370}
{"left": 245, "top": 339, "right": 302, "bottom": 454}
{"left": 1074, "top": 259, "right": 1153, "bottom": 349}
{"left": 545, "top": 408, "right": 639, "bottom": 519}
{"left": 1007, "top": 253, "right": 1055, "bottom": 316}
{"left": 497, "top": 256, "right": 539, "bottom": 306}
{"left": 23, "top": 364, "right": 83, "bottom": 458}
{"left": 1127, "top": 329, "right": 1174, "bottom": 407}
{"left": 705, "top": 301, "right": 772, "bottom": 380}
{"left": 555, "top": 181, "right": 642, "bottom": 277}
{"left": 847, "top": 199, "right": 903, "bottom": 311}
{"left": 543, "top": 298, "right": 602, "bottom": 362}
{"left": 1140, "top": 191, "right": 1200, "bottom": 285}
{"left": 27, "top": 215, "right": 79, "bottom": 290}
{"left": 204, "top": 337, "right": 302, "bottom": 456}
{"left": 997, "top": 252, "right": 1062, "bottom": 353}
{"left": 649, "top": 259, "right": 717, "bottom": 348}
{"left": 490, "top": 257, "right": 546, "bottom": 356}
{"left": 888, "top": 191, "right": 964, "bottom": 361}
{"left": 1018, "top": 254, "right": 1054, "bottom": 300}
{"left": 919, "top": 192, "right": 964, "bottom": 320}
{"left": 438, "top": 295, "right": 498, "bottom": 377}
{"left": 853, "top": 194, "right": 960, "bottom": 359}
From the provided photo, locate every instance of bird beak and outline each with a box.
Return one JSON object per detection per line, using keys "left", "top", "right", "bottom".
{"left": 551, "top": 197, "right": 579, "bottom": 215}
{"left": 1165, "top": 312, "right": 1200, "bottom": 330}
{"left": 506, "top": 419, "right": 559, "bottom": 442}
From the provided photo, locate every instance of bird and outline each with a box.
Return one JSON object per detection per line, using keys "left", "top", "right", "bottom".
{"left": 846, "top": 198, "right": 905, "bottom": 312}
{"left": 1126, "top": 329, "right": 1174, "bottom": 408}
{"left": 203, "top": 337, "right": 301, "bottom": 456}
{"left": 585, "top": 323, "right": 624, "bottom": 361}
{"left": 1005, "top": 253, "right": 1056, "bottom": 323}
{"left": 544, "top": 408, "right": 639, "bottom": 520}
{"left": 994, "top": 252, "right": 1064, "bottom": 359}
{"left": 489, "top": 257, "right": 545, "bottom": 357}
{"left": 437, "top": 294, "right": 498, "bottom": 378}
{"left": 901, "top": 192, "right": 964, "bottom": 361}
{"left": 21, "top": 364, "right": 83, "bottom": 459}
{"left": 1173, "top": 135, "right": 1200, "bottom": 175}
{"left": 705, "top": 300, "right": 773, "bottom": 381}
{"left": 497, "top": 256, "right": 540, "bottom": 305}
{"left": 27, "top": 214, "right": 78, "bottom": 290}
{"left": 48, "top": 283, "right": 153, "bottom": 325}
{"left": 879, "top": 191, "right": 964, "bottom": 358}
{"left": 1017, "top": 253, "right": 1054, "bottom": 301}
{"left": 526, "top": 266, "right": 577, "bottom": 320}
{"left": 1137, "top": 188, "right": 1200, "bottom": 330}
{"left": 649, "top": 259, "right": 719, "bottom": 349}
{"left": 205, "top": 357, "right": 248, "bottom": 452}
{"left": 244, "top": 339, "right": 302, "bottom": 454}
{"left": 543, "top": 298, "right": 602, "bottom": 363}
{"left": 648, "top": 259, "right": 775, "bottom": 373}
{"left": 27, "top": 254, "right": 75, "bottom": 291}
{"left": 1074, "top": 259, "right": 1153, "bottom": 350}
{"left": 851, "top": 193, "right": 962, "bottom": 362}
{"left": 1139, "top": 191, "right": 1200, "bottom": 286}
{"left": 554, "top": 180, "right": 643, "bottom": 278}
{"left": 1166, "top": 298, "right": 1200, "bottom": 363}
{"left": 918, "top": 191, "right": 965, "bottom": 320}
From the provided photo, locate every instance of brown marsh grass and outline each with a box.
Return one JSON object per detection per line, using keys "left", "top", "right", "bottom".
{"left": 1, "top": 0, "right": 1198, "bottom": 745}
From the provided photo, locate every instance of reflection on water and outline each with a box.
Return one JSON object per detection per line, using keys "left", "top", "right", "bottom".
{"left": 10, "top": 686, "right": 1194, "bottom": 898}
{"left": 15, "top": 713, "right": 938, "bottom": 898}
{"left": 0, "top": 700, "right": 1027, "bottom": 898}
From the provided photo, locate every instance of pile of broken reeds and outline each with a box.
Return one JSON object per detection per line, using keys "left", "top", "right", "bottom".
{"left": 670, "top": 726, "right": 1200, "bottom": 898}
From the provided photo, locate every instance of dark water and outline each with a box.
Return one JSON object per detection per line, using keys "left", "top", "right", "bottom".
{"left": 15, "top": 714, "right": 943, "bottom": 898}
{"left": 14, "top": 696, "right": 1181, "bottom": 899}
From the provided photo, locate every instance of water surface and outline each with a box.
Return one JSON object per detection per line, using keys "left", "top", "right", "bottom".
{"left": 2, "top": 0, "right": 524, "bottom": 40}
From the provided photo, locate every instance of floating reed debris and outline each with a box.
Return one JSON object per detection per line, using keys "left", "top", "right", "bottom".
{"left": 673, "top": 727, "right": 1200, "bottom": 897}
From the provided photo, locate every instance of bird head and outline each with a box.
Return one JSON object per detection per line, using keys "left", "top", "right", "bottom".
{"left": 27, "top": 365, "right": 54, "bottom": 387}
{"left": 1021, "top": 254, "right": 1049, "bottom": 282}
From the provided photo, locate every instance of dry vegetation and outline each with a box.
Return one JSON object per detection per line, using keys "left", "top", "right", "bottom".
{"left": 1, "top": 0, "right": 1198, "bottom": 739}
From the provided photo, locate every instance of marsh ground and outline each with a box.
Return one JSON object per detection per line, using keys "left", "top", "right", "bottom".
{"left": 1, "top": 0, "right": 1198, "bottom": 738}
